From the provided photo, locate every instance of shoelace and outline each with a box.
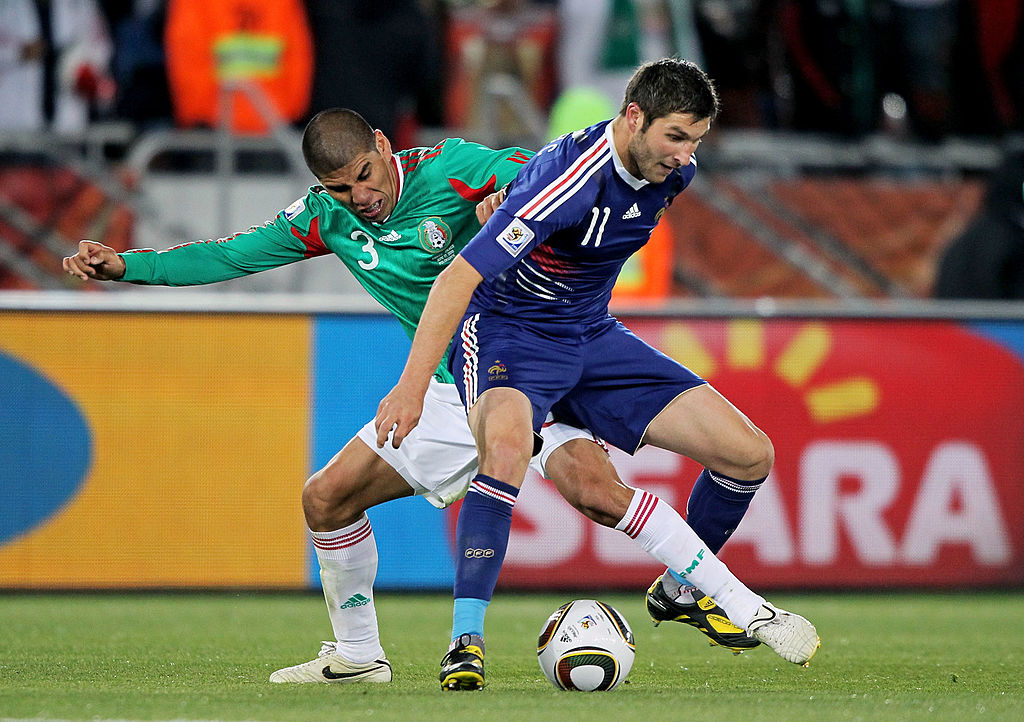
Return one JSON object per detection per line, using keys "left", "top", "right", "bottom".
{"left": 440, "top": 647, "right": 475, "bottom": 666}
{"left": 441, "top": 634, "right": 481, "bottom": 666}
{"left": 317, "top": 641, "right": 338, "bottom": 658}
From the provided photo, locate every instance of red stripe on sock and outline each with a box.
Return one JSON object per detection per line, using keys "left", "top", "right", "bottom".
{"left": 469, "top": 480, "right": 517, "bottom": 506}
{"left": 624, "top": 491, "right": 657, "bottom": 538}
{"left": 312, "top": 521, "right": 373, "bottom": 550}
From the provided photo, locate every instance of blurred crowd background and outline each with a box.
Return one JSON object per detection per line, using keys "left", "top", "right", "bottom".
{"left": 1, "top": 0, "right": 1023, "bottom": 300}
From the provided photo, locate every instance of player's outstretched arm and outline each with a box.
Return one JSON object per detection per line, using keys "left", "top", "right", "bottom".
{"left": 375, "top": 256, "right": 483, "bottom": 449}
{"left": 62, "top": 240, "right": 126, "bottom": 281}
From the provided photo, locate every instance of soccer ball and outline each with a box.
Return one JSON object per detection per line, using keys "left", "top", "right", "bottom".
{"left": 537, "top": 599, "right": 635, "bottom": 691}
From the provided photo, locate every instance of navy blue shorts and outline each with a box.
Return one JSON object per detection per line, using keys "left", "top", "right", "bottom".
{"left": 449, "top": 312, "right": 706, "bottom": 453}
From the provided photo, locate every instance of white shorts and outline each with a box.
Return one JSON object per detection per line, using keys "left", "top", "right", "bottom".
{"left": 355, "top": 378, "right": 596, "bottom": 508}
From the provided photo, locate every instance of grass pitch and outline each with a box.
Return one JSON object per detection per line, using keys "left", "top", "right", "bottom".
{"left": 0, "top": 591, "right": 1021, "bottom": 721}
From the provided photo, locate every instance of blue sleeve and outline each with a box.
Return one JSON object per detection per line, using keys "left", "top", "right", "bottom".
{"left": 459, "top": 146, "right": 600, "bottom": 280}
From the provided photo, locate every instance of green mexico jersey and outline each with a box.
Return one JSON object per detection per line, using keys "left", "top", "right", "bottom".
{"left": 119, "top": 138, "right": 534, "bottom": 382}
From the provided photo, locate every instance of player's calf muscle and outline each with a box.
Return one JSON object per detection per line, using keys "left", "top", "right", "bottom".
{"left": 547, "top": 442, "right": 631, "bottom": 527}
{"left": 553, "top": 479, "right": 630, "bottom": 527}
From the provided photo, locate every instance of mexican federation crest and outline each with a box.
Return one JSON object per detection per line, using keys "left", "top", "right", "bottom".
{"left": 418, "top": 217, "right": 452, "bottom": 253}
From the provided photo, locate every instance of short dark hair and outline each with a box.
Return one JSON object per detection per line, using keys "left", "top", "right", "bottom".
{"left": 301, "top": 108, "right": 377, "bottom": 178}
{"left": 620, "top": 58, "right": 720, "bottom": 128}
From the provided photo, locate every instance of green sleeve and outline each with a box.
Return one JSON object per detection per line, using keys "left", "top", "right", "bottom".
{"left": 439, "top": 138, "right": 534, "bottom": 198}
{"left": 118, "top": 191, "right": 325, "bottom": 286}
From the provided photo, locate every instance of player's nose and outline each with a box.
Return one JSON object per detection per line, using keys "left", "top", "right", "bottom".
{"left": 352, "top": 184, "right": 374, "bottom": 205}
{"left": 675, "top": 141, "right": 700, "bottom": 167}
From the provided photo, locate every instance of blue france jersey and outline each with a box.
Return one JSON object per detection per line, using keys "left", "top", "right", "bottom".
{"left": 459, "top": 119, "right": 696, "bottom": 323}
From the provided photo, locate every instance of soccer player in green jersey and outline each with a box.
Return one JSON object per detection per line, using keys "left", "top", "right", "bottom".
{"left": 65, "top": 108, "right": 789, "bottom": 688}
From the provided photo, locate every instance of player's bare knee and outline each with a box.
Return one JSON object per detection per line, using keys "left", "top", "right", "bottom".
{"left": 733, "top": 430, "right": 774, "bottom": 480}
{"left": 302, "top": 468, "right": 360, "bottom": 530}
{"left": 301, "top": 470, "right": 331, "bottom": 528}
{"left": 754, "top": 431, "right": 775, "bottom": 476}
{"left": 478, "top": 438, "right": 532, "bottom": 486}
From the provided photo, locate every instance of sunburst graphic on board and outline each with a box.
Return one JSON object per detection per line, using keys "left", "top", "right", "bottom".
{"left": 658, "top": 320, "right": 880, "bottom": 424}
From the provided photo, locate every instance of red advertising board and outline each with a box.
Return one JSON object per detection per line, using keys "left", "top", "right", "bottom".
{"left": 449, "top": 318, "right": 1024, "bottom": 589}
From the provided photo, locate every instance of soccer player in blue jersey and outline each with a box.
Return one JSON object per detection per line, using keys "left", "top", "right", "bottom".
{"left": 65, "top": 107, "right": 797, "bottom": 688}
{"left": 377, "top": 58, "right": 822, "bottom": 689}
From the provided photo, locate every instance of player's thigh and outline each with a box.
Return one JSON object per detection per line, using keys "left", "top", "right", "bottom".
{"left": 468, "top": 386, "right": 536, "bottom": 484}
{"left": 356, "top": 378, "right": 483, "bottom": 508}
{"left": 643, "top": 383, "right": 773, "bottom": 477}
{"left": 308, "top": 436, "right": 414, "bottom": 511}
{"left": 533, "top": 421, "right": 602, "bottom": 478}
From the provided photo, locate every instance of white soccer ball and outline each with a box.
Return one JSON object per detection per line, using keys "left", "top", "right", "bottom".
{"left": 537, "top": 599, "right": 635, "bottom": 691}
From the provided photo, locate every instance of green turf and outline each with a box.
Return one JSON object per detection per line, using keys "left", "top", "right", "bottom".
{"left": 0, "top": 591, "right": 1021, "bottom": 721}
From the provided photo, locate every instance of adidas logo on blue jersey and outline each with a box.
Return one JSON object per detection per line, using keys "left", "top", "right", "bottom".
{"left": 622, "top": 203, "right": 641, "bottom": 219}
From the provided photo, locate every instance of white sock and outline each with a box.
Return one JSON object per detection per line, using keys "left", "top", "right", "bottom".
{"left": 616, "top": 489, "right": 766, "bottom": 628}
{"left": 310, "top": 515, "right": 385, "bottom": 664}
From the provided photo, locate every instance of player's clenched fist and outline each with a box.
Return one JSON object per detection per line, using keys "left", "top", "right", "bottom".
{"left": 474, "top": 186, "right": 506, "bottom": 226}
{"left": 62, "top": 240, "right": 126, "bottom": 281}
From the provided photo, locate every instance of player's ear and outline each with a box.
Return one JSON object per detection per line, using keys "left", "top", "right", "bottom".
{"left": 626, "top": 103, "right": 644, "bottom": 133}
{"left": 374, "top": 129, "right": 393, "bottom": 157}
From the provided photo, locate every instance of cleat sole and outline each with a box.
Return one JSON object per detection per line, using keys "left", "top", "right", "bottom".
{"left": 441, "top": 671, "right": 484, "bottom": 691}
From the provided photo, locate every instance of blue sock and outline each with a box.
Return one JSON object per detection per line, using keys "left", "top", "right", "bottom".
{"left": 451, "top": 474, "right": 519, "bottom": 640}
{"left": 686, "top": 468, "right": 765, "bottom": 554}
{"left": 667, "top": 568, "right": 687, "bottom": 585}
{"left": 451, "top": 598, "right": 489, "bottom": 642}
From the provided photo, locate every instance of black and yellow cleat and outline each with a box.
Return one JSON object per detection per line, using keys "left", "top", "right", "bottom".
{"left": 646, "top": 575, "right": 761, "bottom": 654}
{"left": 439, "top": 633, "right": 485, "bottom": 691}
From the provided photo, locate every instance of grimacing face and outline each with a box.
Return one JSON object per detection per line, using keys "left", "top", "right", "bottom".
{"left": 626, "top": 109, "right": 711, "bottom": 183}
{"left": 317, "top": 130, "right": 398, "bottom": 222}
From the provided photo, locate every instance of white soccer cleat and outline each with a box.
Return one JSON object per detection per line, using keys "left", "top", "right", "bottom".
{"left": 746, "top": 604, "right": 821, "bottom": 666}
{"left": 269, "top": 641, "right": 392, "bottom": 683}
